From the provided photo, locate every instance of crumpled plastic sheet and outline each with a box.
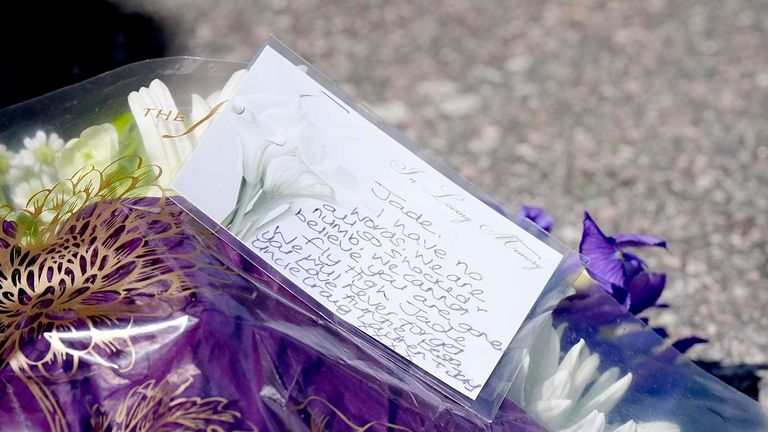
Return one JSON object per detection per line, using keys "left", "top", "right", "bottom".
{"left": 0, "top": 57, "right": 765, "bottom": 432}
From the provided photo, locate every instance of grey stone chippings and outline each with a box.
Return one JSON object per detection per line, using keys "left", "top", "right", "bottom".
{"left": 116, "top": 0, "right": 768, "bottom": 382}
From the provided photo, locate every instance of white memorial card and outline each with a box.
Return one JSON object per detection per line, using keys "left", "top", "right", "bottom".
{"left": 173, "top": 45, "right": 563, "bottom": 399}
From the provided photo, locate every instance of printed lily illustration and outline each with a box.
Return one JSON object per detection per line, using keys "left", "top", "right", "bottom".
{"left": 510, "top": 317, "right": 680, "bottom": 432}
{"left": 127, "top": 69, "right": 246, "bottom": 183}
{"left": 220, "top": 96, "right": 308, "bottom": 231}
{"left": 221, "top": 94, "right": 347, "bottom": 239}
{"left": 237, "top": 154, "right": 335, "bottom": 239}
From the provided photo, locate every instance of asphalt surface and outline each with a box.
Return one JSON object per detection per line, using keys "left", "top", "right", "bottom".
{"left": 115, "top": 0, "right": 768, "bottom": 373}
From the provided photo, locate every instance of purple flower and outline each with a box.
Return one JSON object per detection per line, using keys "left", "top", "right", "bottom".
{"left": 520, "top": 206, "right": 554, "bottom": 232}
{"left": 579, "top": 213, "right": 708, "bottom": 354}
{"left": 579, "top": 212, "right": 667, "bottom": 314}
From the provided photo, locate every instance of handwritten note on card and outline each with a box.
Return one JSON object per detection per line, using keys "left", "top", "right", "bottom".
{"left": 173, "top": 45, "right": 563, "bottom": 399}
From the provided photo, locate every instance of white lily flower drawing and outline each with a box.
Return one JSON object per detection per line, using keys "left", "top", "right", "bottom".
{"left": 128, "top": 69, "right": 246, "bottom": 183}
{"left": 510, "top": 317, "right": 680, "bottom": 432}
{"left": 236, "top": 154, "right": 335, "bottom": 239}
{"left": 221, "top": 94, "right": 357, "bottom": 239}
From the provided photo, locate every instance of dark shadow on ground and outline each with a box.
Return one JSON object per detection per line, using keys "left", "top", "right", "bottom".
{"left": 695, "top": 361, "right": 768, "bottom": 400}
{"left": 0, "top": 1, "right": 166, "bottom": 109}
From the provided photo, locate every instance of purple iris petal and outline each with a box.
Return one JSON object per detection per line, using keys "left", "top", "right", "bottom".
{"left": 621, "top": 251, "right": 646, "bottom": 283}
{"left": 673, "top": 336, "right": 709, "bottom": 353}
{"left": 580, "top": 213, "right": 625, "bottom": 286}
{"left": 609, "top": 284, "right": 631, "bottom": 309}
{"left": 627, "top": 272, "right": 666, "bottom": 314}
{"left": 614, "top": 233, "right": 667, "bottom": 249}
{"left": 520, "top": 206, "right": 554, "bottom": 232}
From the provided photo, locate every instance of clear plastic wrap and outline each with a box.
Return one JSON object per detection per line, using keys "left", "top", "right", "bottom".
{"left": 172, "top": 39, "right": 580, "bottom": 422}
{"left": 0, "top": 52, "right": 764, "bottom": 432}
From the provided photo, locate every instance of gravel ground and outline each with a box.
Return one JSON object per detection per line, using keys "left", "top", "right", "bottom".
{"left": 114, "top": 0, "right": 768, "bottom": 368}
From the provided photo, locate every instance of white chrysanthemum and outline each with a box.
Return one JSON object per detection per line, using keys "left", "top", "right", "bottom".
{"left": 562, "top": 410, "right": 681, "bottom": 432}
{"left": 128, "top": 69, "right": 247, "bottom": 183}
{"left": 509, "top": 317, "right": 680, "bottom": 432}
{"left": 190, "top": 69, "right": 248, "bottom": 143}
{"left": 59, "top": 124, "right": 120, "bottom": 179}
{"left": 16, "top": 131, "right": 64, "bottom": 175}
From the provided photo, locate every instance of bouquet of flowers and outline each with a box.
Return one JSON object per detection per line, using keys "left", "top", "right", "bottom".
{"left": 0, "top": 57, "right": 763, "bottom": 432}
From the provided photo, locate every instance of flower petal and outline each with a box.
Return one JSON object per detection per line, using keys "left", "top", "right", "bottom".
{"left": 612, "top": 420, "right": 638, "bottom": 432}
{"left": 532, "top": 369, "right": 573, "bottom": 402}
{"left": 621, "top": 252, "right": 646, "bottom": 282}
{"left": 529, "top": 398, "right": 574, "bottom": 425}
{"left": 637, "top": 421, "right": 681, "bottom": 432}
{"left": 609, "top": 284, "right": 631, "bottom": 310}
{"left": 526, "top": 318, "right": 561, "bottom": 396}
{"left": 560, "top": 410, "right": 606, "bottom": 432}
{"left": 557, "top": 339, "right": 586, "bottom": 377}
{"left": 614, "top": 233, "right": 667, "bottom": 249}
{"left": 580, "top": 213, "right": 624, "bottom": 286}
{"left": 627, "top": 272, "right": 666, "bottom": 314}
{"left": 577, "top": 371, "right": 633, "bottom": 420}
{"left": 521, "top": 205, "right": 555, "bottom": 232}
{"left": 570, "top": 353, "right": 600, "bottom": 402}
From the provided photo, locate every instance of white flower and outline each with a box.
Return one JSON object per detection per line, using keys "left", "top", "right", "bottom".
{"left": 127, "top": 69, "right": 247, "bottom": 184}
{"left": 190, "top": 69, "right": 248, "bottom": 143}
{"left": 15, "top": 131, "right": 64, "bottom": 176}
{"left": 128, "top": 79, "right": 193, "bottom": 183}
{"left": 0, "top": 144, "right": 13, "bottom": 184}
{"left": 561, "top": 410, "right": 680, "bottom": 432}
{"left": 10, "top": 175, "right": 55, "bottom": 210}
{"left": 509, "top": 317, "right": 680, "bottom": 432}
{"left": 59, "top": 124, "right": 120, "bottom": 179}
{"left": 7, "top": 131, "right": 65, "bottom": 208}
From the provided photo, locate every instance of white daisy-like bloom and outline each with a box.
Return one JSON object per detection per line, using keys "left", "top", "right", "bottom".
{"left": 6, "top": 131, "right": 65, "bottom": 208}
{"left": 509, "top": 317, "right": 680, "bottom": 432}
{"left": 127, "top": 69, "right": 247, "bottom": 184}
{"left": 9, "top": 174, "right": 55, "bottom": 210}
{"left": 15, "top": 131, "right": 64, "bottom": 177}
